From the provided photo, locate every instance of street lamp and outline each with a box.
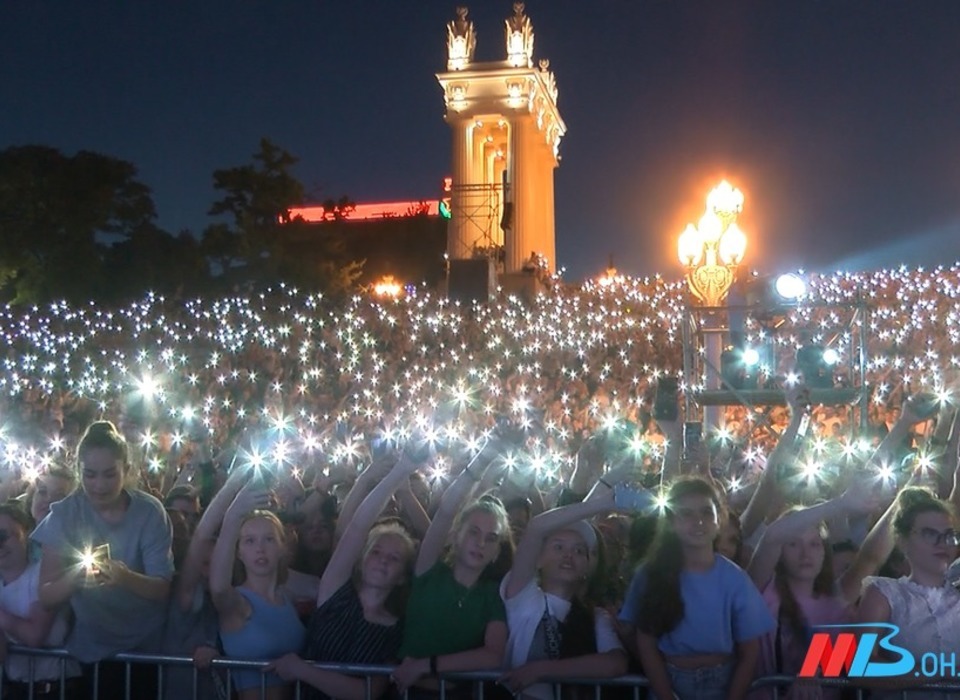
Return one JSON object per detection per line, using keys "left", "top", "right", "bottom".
{"left": 677, "top": 180, "right": 748, "bottom": 306}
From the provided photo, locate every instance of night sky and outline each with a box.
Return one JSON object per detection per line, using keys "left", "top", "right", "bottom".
{"left": 2, "top": 1, "right": 959, "bottom": 280}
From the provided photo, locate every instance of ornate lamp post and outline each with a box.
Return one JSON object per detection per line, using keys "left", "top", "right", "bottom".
{"left": 677, "top": 180, "right": 747, "bottom": 306}
{"left": 677, "top": 181, "right": 748, "bottom": 433}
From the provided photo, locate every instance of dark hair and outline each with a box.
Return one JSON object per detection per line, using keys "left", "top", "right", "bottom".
{"left": 504, "top": 496, "right": 532, "bottom": 516}
{"left": 77, "top": 421, "right": 128, "bottom": 472}
{"left": 636, "top": 477, "right": 724, "bottom": 637}
{"left": 893, "top": 487, "right": 953, "bottom": 538}
{"left": 0, "top": 502, "right": 36, "bottom": 534}
{"left": 164, "top": 485, "right": 199, "bottom": 508}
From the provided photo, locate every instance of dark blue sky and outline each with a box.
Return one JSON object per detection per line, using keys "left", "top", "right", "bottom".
{"left": 2, "top": 1, "right": 959, "bottom": 280}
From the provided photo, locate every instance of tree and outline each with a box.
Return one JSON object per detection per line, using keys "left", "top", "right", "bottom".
{"left": 206, "top": 138, "right": 364, "bottom": 294}
{"left": 0, "top": 145, "right": 158, "bottom": 302}
{"left": 103, "top": 226, "right": 207, "bottom": 301}
{"left": 207, "top": 137, "right": 305, "bottom": 279}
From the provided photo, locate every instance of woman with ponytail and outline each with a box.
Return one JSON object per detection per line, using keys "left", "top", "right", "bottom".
{"left": 620, "top": 477, "right": 774, "bottom": 700}
{"left": 498, "top": 486, "right": 629, "bottom": 700}
{"left": 857, "top": 487, "right": 960, "bottom": 699}
{"left": 33, "top": 420, "right": 174, "bottom": 698}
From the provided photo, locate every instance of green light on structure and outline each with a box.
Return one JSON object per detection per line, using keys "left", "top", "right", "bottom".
{"left": 439, "top": 199, "right": 452, "bottom": 219}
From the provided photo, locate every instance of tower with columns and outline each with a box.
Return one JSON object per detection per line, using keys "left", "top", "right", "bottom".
{"left": 437, "top": 3, "right": 565, "bottom": 275}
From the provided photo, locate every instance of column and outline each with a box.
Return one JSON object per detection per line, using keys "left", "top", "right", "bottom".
{"left": 448, "top": 119, "right": 472, "bottom": 259}
{"left": 507, "top": 115, "right": 535, "bottom": 273}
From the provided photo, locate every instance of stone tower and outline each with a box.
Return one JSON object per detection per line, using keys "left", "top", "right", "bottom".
{"left": 437, "top": 3, "right": 565, "bottom": 275}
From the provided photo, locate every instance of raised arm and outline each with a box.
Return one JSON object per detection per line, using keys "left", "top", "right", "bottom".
{"left": 334, "top": 457, "right": 393, "bottom": 542}
{"left": 747, "top": 481, "right": 878, "bottom": 589}
{"left": 505, "top": 487, "right": 620, "bottom": 599}
{"left": 177, "top": 465, "right": 249, "bottom": 611}
{"left": 316, "top": 455, "right": 420, "bottom": 608}
{"left": 414, "top": 447, "right": 494, "bottom": 577}
{"left": 208, "top": 483, "right": 272, "bottom": 625}
{"left": 740, "top": 392, "right": 806, "bottom": 540}
{"left": 837, "top": 487, "right": 900, "bottom": 604}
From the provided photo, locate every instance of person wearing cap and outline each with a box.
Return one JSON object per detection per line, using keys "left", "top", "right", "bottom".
{"left": 498, "top": 486, "right": 629, "bottom": 700}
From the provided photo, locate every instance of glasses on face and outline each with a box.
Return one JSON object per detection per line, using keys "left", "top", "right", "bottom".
{"left": 912, "top": 527, "right": 960, "bottom": 547}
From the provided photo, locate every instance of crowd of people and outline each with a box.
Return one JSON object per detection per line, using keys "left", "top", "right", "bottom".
{"left": 0, "top": 265, "right": 959, "bottom": 700}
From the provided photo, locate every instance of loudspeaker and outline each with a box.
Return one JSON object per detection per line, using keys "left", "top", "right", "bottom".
{"left": 500, "top": 202, "right": 513, "bottom": 231}
{"left": 448, "top": 258, "right": 495, "bottom": 305}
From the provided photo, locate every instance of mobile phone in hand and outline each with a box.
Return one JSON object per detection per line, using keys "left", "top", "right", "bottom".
{"left": 614, "top": 483, "right": 654, "bottom": 512}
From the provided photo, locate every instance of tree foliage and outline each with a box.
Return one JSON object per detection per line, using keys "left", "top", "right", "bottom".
{"left": 0, "top": 145, "right": 160, "bottom": 302}
{"left": 205, "top": 137, "right": 364, "bottom": 296}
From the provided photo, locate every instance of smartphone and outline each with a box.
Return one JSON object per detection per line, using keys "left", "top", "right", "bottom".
{"left": 80, "top": 543, "right": 111, "bottom": 575}
{"left": 614, "top": 483, "right": 654, "bottom": 512}
{"left": 653, "top": 377, "right": 680, "bottom": 422}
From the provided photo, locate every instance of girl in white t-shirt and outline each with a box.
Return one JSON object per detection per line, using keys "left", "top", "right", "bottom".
{"left": 499, "top": 486, "right": 628, "bottom": 700}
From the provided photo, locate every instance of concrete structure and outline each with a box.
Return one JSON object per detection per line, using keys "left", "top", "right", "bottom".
{"left": 437, "top": 3, "right": 565, "bottom": 274}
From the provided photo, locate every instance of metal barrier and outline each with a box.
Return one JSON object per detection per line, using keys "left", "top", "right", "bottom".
{"left": 4, "top": 647, "right": 960, "bottom": 700}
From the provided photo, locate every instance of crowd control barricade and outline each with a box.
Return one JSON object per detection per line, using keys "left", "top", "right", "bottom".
{"left": 4, "top": 647, "right": 960, "bottom": 700}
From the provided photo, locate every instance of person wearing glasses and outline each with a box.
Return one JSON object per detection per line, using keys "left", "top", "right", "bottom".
{"left": 858, "top": 487, "right": 960, "bottom": 698}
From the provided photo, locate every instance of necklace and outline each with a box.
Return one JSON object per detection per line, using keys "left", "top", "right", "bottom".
{"left": 456, "top": 585, "right": 472, "bottom": 609}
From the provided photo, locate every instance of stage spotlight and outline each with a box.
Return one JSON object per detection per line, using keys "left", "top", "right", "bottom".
{"left": 775, "top": 273, "right": 806, "bottom": 301}
{"left": 796, "top": 345, "right": 836, "bottom": 389}
{"left": 721, "top": 347, "right": 759, "bottom": 390}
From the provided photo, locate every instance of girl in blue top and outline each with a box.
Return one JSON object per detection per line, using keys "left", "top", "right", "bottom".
{"left": 210, "top": 479, "right": 306, "bottom": 700}
{"left": 625, "top": 477, "right": 774, "bottom": 700}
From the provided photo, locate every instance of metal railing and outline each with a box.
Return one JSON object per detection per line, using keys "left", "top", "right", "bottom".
{"left": 4, "top": 646, "right": 960, "bottom": 700}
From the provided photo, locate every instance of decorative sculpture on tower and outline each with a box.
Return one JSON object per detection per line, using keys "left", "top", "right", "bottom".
{"left": 437, "top": 3, "right": 565, "bottom": 283}
{"left": 447, "top": 7, "right": 476, "bottom": 71}
{"left": 505, "top": 3, "right": 534, "bottom": 68}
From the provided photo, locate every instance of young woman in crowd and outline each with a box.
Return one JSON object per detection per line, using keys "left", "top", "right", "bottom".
{"left": 857, "top": 487, "right": 960, "bottom": 698}
{"left": 498, "top": 485, "right": 629, "bottom": 700}
{"left": 33, "top": 420, "right": 175, "bottom": 698}
{"left": 266, "top": 453, "right": 419, "bottom": 699}
{"left": 0, "top": 503, "right": 83, "bottom": 698}
{"left": 27, "top": 467, "right": 77, "bottom": 525}
{"left": 162, "top": 464, "right": 254, "bottom": 700}
{"left": 210, "top": 481, "right": 306, "bottom": 700}
{"left": 746, "top": 479, "right": 898, "bottom": 699}
{"left": 390, "top": 448, "right": 512, "bottom": 699}
{"left": 621, "top": 476, "right": 774, "bottom": 700}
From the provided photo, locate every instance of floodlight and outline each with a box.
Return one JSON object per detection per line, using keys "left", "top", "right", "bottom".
{"left": 775, "top": 273, "right": 806, "bottom": 301}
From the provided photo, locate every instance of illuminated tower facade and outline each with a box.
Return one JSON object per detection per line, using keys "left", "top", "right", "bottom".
{"left": 437, "top": 3, "right": 565, "bottom": 274}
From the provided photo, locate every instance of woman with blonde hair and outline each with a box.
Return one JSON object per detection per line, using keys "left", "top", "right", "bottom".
{"left": 391, "top": 451, "right": 513, "bottom": 699}
{"left": 267, "top": 454, "right": 420, "bottom": 700}
{"left": 210, "top": 480, "right": 305, "bottom": 700}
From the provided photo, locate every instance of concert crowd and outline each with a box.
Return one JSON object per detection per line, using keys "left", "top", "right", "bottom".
{"left": 1, "top": 266, "right": 959, "bottom": 700}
